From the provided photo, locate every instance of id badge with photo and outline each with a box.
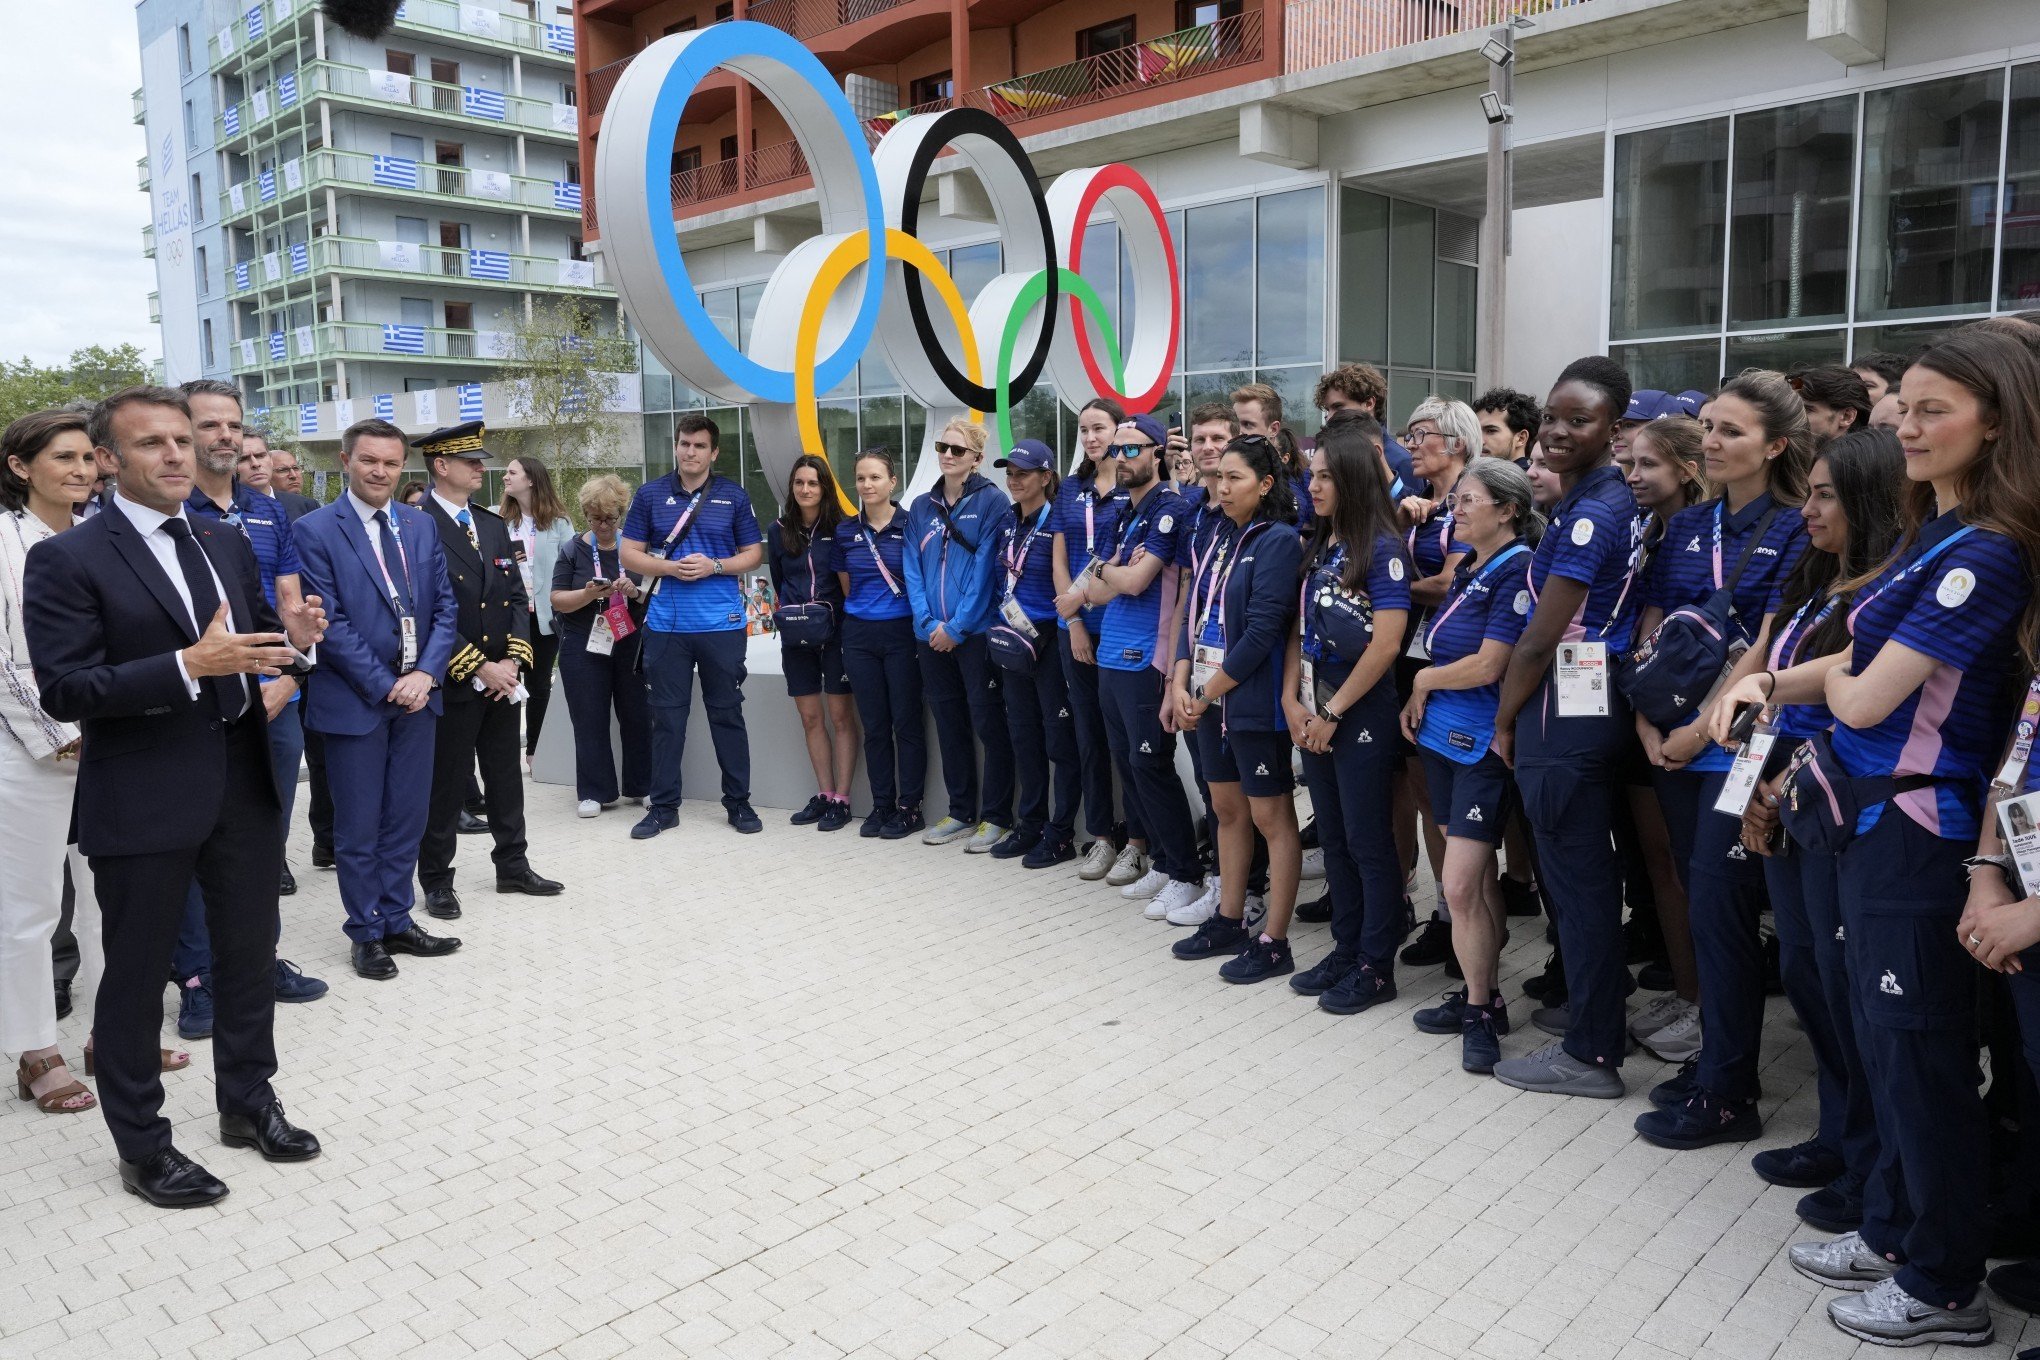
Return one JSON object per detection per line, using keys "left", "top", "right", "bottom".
{"left": 1192, "top": 642, "right": 1225, "bottom": 694}
{"left": 1405, "top": 622, "right": 1430, "bottom": 661}
{"left": 398, "top": 615, "right": 418, "bottom": 673}
{"left": 1714, "top": 724, "right": 1778, "bottom": 817}
{"left": 1000, "top": 593, "right": 1038, "bottom": 639}
{"left": 1554, "top": 641, "right": 1609, "bottom": 717}
{"left": 586, "top": 611, "right": 616, "bottom": 657}
{"left": 1997, "top": 790, "right": 2040, "bottom": 898}
{"left": 1300, "top": 657, "right": 1316, "bottom": 712}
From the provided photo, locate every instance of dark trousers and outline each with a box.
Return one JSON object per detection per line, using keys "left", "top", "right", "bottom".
{"left": 918, "top": 634, "right": 1014, "bottom": 826}
{"left": 420, "top": 692, "right": 529, "bottom": 893}
{"left": 557, "top": 626, "right": 650, "bottom": 804}
{"left": 53, "top": 871, "right": 79, "bottom": 986}
{"left": 1839, "top": 809, "right": 1986, "bottom": 1309}
{"left": 526, "top": 628, "right": 560, "bottom": 756}
{"left": 325, "top": 706, "right": 437, "bottom": 941}
{"left": 1516, "top": 696, "right": 1631, "bottom": 1070}
{"left": 843, "top": 615, "right": 924, "bottom": 809}
{"left": 1098, "top": 665, "right": 1199, "bottom": 882}
{"left": 1767, "top": 841, "right": 1878, "bottom": 1186}
{"left": 1654, "top": 765, "right": 1768, "bottom": 1101}
{"left": 171, "top": 699, "right": 303, "bottom": 980}
{"left": 302, "top": 680, "right": 334, "bottom": 855}
{"left": 1059, "top": 628, "right": 1129, "bottom": 841}
{"left": 1300, "top": 689, "right": 1402, "bottom": 969}
{"left": 90, "top": 716, "right": 280, "bottom": 1160}
{"left": 1000, "top": 641, "right": 1077, "bottom": 841}
{"left": 644, "top": 628, "right": 751, "bottom": 811}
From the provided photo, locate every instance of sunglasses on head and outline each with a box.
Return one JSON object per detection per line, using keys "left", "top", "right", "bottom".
{"left": 933, "top": 440, "right": 975, "bottom": 456}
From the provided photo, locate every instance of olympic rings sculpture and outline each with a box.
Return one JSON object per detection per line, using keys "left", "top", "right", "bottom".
{"left": 594, "top": 22, "right": 1182, "bottom": 501}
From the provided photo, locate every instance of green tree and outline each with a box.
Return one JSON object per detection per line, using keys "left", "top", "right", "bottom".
{"left": 0, "top": 344, "right": 152, "bottom": 428}
{"left": 497, "top": 297, "right": 634, "bottom": 467}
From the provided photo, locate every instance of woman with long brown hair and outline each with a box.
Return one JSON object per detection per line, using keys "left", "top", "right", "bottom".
{"left": 500, "top": 455, "right": 574, "bottom": 759}
{"left": 771, "top": 453, "right": 856, "bottom": 830}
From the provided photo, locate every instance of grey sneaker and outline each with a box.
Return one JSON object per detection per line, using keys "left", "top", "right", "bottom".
{"left": 1790, "top": 1231, "right": 1899, "bottom": 1291}
{"left": 1492, "top": 1040, "right": 1625, "bottom": 1099}
{"left": 1827, "top": 1277, "right": 1993, "bottom": 1347}
{"left": 1640, "top": 1009, "right": 1703, "bottom": 1063}
{"left": 1077, "top": 840, "right": 1116, "bottom": 880}
{"left": 923, "top": 816, "right": 975, "bottom": 846}
{"left": 1628, "top": 993, "right": 1696, "bottom": 1042}
{"left": 1105, "top": 844, "right": 1149, "bottom": 887}
{"left": 963, "top": 822, "right": 1009, "bottom": 854}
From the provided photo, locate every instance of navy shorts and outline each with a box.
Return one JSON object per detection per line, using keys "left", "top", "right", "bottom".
{"left": 782, "top": 637, "right": 850, "bottom": 698}
{"left": 1419, "top": 746, "right": 1513, "bottom": 844}
{"left": 1195, "top": 721, "right": 1294, "bottom": 798}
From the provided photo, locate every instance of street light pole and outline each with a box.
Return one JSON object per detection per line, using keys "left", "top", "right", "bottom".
{"left": 1477, "top": 24, "right": 1517, "bottom": 392}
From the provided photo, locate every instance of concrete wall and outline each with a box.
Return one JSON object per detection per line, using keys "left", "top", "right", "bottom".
{"left": 1503, "top": 197, "right": 1608, "bottom": 398}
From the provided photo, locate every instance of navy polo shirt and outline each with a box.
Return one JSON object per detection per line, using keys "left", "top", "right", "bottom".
{"left": 1050, "top": 476, "right": 1128, "bottom": 634}
{"left": 828, "top": 507, "right": 912, "bottom": 622}
{"left": 186, "top": 480, "right": 300, "bottom": 609}
{"left": 1419, "top": 542, "right": 1534, "bottom": 764}
{"left": 1834, "top": 513, "right": 2030, "bottom": 840}
{"left": 994, "top": 502, "right": 1059, "bottom": 622}
{"left": 1531, "top": 462, "right": 1643, "bottom": 653}
{"left": 623, "top": 471, "right": 762, "bottom": 634}
{"left": 1407, "top": 501, "right": 1463, "bottom": 584}
{"left": 1765, "top": 582, "right": 1841, "bottom": 741}
{"left": 1098, "top": 484, "right": 1188, "bottom": 673}
{"left": 1301, "top": 531, "right": 1412, "bottom": 667}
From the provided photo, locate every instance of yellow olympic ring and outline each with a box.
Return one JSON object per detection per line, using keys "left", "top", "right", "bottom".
{"left": 796, "top": 228, "right": 984, "bottom": 514}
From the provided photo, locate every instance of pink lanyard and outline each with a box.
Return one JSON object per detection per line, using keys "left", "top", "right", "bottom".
{"left": 1768, "top": 594, "right": 1837, "bottom": 670}
{"left": 1407, "top": 509, "right": 1453, "bottom": 570}
{"left": 1424, "top": 542, "right": 1528, "bottom": 654}
{"left": 1191, "top": 521, "right": 1268, "bottom": 647}
{"left": 1005, "top": 504, "right": 1050, "bottom": 585}
{"left": 860, "top": 514, "right": 903, "bottom": 597}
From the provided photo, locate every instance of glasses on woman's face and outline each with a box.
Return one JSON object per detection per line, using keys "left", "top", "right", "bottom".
{"left": 1449, "top": 494, "right": 1495, "bottom": 511}
{"left": 1406, "top": 425, "right": 1441, "bottom": 444}
{"left": 589, "top": 513, "right": 618, "bottom": 525}
{"left": 933, "top": 440, "right": 973, "bottom": 457}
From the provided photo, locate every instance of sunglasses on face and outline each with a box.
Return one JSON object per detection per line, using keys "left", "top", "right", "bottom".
{"left": 933, "top": 440, "right": 975, "bottom": 457}
{"left": 1107, "top": 443, "right": 1153, "bottom": 459}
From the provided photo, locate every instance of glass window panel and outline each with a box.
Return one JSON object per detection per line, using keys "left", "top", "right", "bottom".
{"left": 641, "top": 411, "right": 674, "bottom": 479}
{"left": 1386, "top": 371, "right": 1433, "bottom": 431}
{"left": 1255, "top": 366, "right": 1322, "bottom": 438}
{"left": 2001, "top": 62, "right": 2040, "bottom": 310}
{"left": 1723, "top": 328, "right": 1847, "bottom": 379}
{"left": 703, "top": 288, "right": 738, "bottom": 348}
{"left": 1389, "top": 200, "right": 1435, "bottom": 368}
{"left": 1611, "top": 118, "right": 1730, "bottom": 339}
{"left": 1078, "top": 219, "right": 1120, "bottom": 378}
{"left": 1858, "top": 70, "right": 2006, "bottom": 321}
{"left": 1852, "top": 318, "right": 1971, "bottom": 362}
{"left": 859, "top": 396, "right": 905, "bottom": 481}
{"left": 1008, "top": 385, "right": 1062, "bottom": 450}
{"left": 1437, "top": 377, "right": 1474, "bottom": 405}
{"left": 1610, "top": 338, "right": 1723, "bottom": 397}
{"left": 859, "top": 352, "right": 899, "bottom": 396}
{"left": 817, "top": 400, "right": 863, "bottom": 491}
{"left": 1183, "top": 369, "right": 1252, "bottom": 417}
{"left": 1256, "top": 187, "right": 1325, "bottom": 367}
{"left": 1185, "top": 199, "right": 1255, "bottom": 370}
{"left": 949, "top": 242, "right": 1002, "bottom": 303}
{"left": 1434, "top": 261, "right": 1477, "bottom": 374}
{"left": 904, "top": 403, "right": 929, "bottom": 481}
{"left": 1338, "top": 187, "right": 1390, "bottom": 365}
{"left": 727, "top": 410, "right": 775, "bottom": 521}
{"left": 735, "top": 283, "right": 763, "bottom": 351}
{"left": 1729, "top": 97, "right": 1856, "bottom": 328}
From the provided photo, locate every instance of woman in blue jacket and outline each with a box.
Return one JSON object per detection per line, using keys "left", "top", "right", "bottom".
{"left": 769, "top": 454, "right": 855, "bottom": 832}
{"left": 832, "top": 449, "right": 924, "bottom": 840}
{"left": 905, "top": 419, "right": 1014, "bottom": 852}
{"left": 1166, "top": 435, "right": 1303, "bottom": 983}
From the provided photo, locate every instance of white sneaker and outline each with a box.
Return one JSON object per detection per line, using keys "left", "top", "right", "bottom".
{"left": 1164, "top": 880, "right": 1219, "bottom": 925}
{"left": 963, "top": 822, "right": 1008, "bottom": 854}
{"left": 1148, "top": 877, "right": 1205, "bottom": 921}
{"left": 1301, "top": 847, "right": 1325, "bottom": 880}
{"left": 1628, "top": 993, "right": 1696, "bottom": 1042}
{"left": 1789, "top": 1231, "right": 1898, "bottom": 1291}
{"left": 1242, "top": 893, "right": 1268, "bottom": 934}
{"left": 1106, "top": 845, "right": 1150, "bottom": 887}
{"left": 576, "top": 799, "right": 601, "bottom": 819}
{"left": 1640, "top": 1009, "right": 1703, "bottom": 1063}
{"left": 1077, "top": 839, "right": 1116, "bottom": 879}
{"left": 1119, "top": 867, "right": 1168, "bottom": 901}
{"left": 923, "top": 816, "right": 975, "bottom": 845}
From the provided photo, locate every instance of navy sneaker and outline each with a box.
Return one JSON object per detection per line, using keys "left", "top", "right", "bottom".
{"left": 1219, "top": 936, "right": 1294, "bottom": 984}
{"left": 1752, "top": 1139, "right": 1846, "bottom": 1190}
{"left": 1414, "top": 989, "right": 1468, "bottom": 1034}
{"left": 1319, "top": 962, "right": 1396, "bottom": 1015}
{"left": 1799, "top": 1177, "right": 1867, "bottom": 1234}
{"left": 176, "top": 976, "right": 214, "bottom": 1041}
{"left": 1634, "top": 1088, "right": 1763, "bottom": 1150}
{"left": 1173, "top": 913, "right": 1247, "bottom": 960}
{"left": 860, "top": 802, "right": 895, "bottom": 838}
{"left": 1461, "top": 1005, "right": 1504, "bottom": 1074}
{"left": 816, "top": 797, "right": 852, "bottom": 832}
{"left": 273, "top": 959, "right": 327, "bottom": 1004}
{"left": 1290, "top": 948, "right": 1358, "bottom": 996}
{"left": 631, "top": 806, "right": 678, "bottom": 840}
{"left": 1501, "top": 876, "right": 1541, "bottom": 918}
{"left": 1650, "top": 1060, "right": 1700, "bottom": 1110}
{"left": 727, "top": 801, "right": 764, "bottom": 834}
{"left": 1022, "top": 833, "right": 1075, "bottom": 869}
{"left": 1987, "top": 1258, "right": 2040, "bottom": 1315}
{"left": 1522, "top": 951, "right": 1567, "bottom": 1004}
{"left": 990, "top": 828, "right": 1041, "bottom": 861}
{"left": 1293, "top": 892, "right": 1332, "bottom": 924}
{"left": 880, "top": 805, "right": 925, "bottom": 840}
{"left": 790, "top": 794, "right": 830, "bottom": 826}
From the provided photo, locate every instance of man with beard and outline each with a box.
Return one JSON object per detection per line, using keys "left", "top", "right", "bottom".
{"left": 174, "top": 381, "right": 327, "bottom": 1019}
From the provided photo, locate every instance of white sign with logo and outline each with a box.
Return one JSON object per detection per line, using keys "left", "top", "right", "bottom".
{"left": 550, "top": 102, "right": 578, "bottom": 133}
{"left": 140, "top": 33, "right": 201, "bottom": 382}
{"left": 377, "top": 240, "right": 423, "bottom": 271}
{"left": 281, "top": 157, "right": 302, "bottom": 192}
{"left": 366, "top": 70, "right": 412, "bottom": 104}
{"left": 295, "top": 325, "right": 315, "bottom": 357}
{"left": 557, "top": 258, "right": 595, "bottom": 288}
{"left": 333, "top": 398, "right": 356, "bottom": 429}
{"left": 413, "top": 388, "right": 439, "bottom": 425}
{"left": 459, "top": 4, "right": 502, "bottom": 37}
{"left": 471, "top": 169, "right": 512, "bottom": 202}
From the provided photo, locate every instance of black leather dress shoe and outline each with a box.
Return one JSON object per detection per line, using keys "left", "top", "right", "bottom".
{"left": 279, "top": 863, "right": 297, "bottom": 896}
{"left": 54, "top": 978, "right": 72, "bottom": 1020}
{"left": 383, "top": 924, "right": 461, "bottom": 956}
{"left": 425, "top": 886, "right": 463, "bottom": 920}
{"left": 457, "top": 810, "right": 490, "bottom": 835}
{"left": 496, "top": 868, "right": 562, "bottom": 896}
{"left": 119, "top": 1147, "right": 228, "bottom": 1208}
{"left": 311, "top": 844, "right": 335, "bottom": 869}
{"left": 220, "top": 1099, "right": 321, "bottom": 1163}
{"left": 351, "top": 939, "right": 398, "bottom": 980}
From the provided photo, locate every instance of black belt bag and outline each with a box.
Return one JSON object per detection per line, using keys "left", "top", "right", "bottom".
{"left": 1779, "top": 729, "right": 1940, "bottom": 855}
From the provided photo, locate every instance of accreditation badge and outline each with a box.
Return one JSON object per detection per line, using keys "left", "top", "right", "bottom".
{"left": 1191, "top": 642, "right": 1225, "bottom": 694}
{"left": 1554, "top": 640, "right": 1609, "bottom": 717}
{"left": 1714, "top": 724, "right": 1778, "bottom": 817}
{"left": 399, "top": 615, "right": 419, "bottom": 673}
{"left": 1000, "top": 592, "right": 1038, "bottom": 639}
{"left": 586, "top": 611, "right": 616, "bottom": 657}
{"left": 1997, "top": 790, "right": 2040, "bottom": 897}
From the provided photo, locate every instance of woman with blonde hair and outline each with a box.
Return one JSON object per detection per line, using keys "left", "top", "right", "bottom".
{"left": 550, "top": 473, "right": 650, "bottom": 817}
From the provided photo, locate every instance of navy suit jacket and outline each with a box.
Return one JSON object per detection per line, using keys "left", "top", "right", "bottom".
{"left": 23, "top": 503, "right": 300, "bottom": 857}
{"left": 291, "top": 497, "right": 458, "bottom": 737}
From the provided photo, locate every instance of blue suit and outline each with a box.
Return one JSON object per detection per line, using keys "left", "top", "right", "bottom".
{"left": 291, "top": 498, "right": 457, "bottom": 942}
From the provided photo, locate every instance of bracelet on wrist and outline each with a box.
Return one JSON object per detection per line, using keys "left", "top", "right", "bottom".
{"left": 1964, "top": 853, "right": 2016, "bottom": 880}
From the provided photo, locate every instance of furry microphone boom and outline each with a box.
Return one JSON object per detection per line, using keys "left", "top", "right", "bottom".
{"left": 321, "top": 0, "right": 406, "bottom": 38}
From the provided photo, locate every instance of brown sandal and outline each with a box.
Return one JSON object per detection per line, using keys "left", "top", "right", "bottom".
{"left": 82, "top": 1047, "right": 190, "bottom": 1076}
{"left": 15, "top": 1054, "right": 95, "bottom": 1114}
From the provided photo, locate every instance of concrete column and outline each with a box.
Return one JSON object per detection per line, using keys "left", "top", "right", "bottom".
{"left": 1808, "top": 0, "right": 1886, "bottom": 65}
{"left": 950, "top": 0, "right": 970, "bottom": 103}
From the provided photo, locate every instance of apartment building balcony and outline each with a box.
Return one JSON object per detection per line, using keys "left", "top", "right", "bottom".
{"left": 220, "top": 148, "right": 584, "bottom": 227}
{"left": 148, "top": 292, "right": 162, "bottom": 324}
{"left": 131, "top": 87, "right": 146, "bottom": 125}
{"left": 216, "top": 59, "right": 578, "bottom": 150}
{"left": 137, "top": 156, "right": 151, "bottom": 192}
{"left": 209, "top": 0, "right": 574, "bottom": 70}
{"left": 142, "top": 224, "right": 156, "bottom": 258}
{"left": 225, "top": 235, "right": 603, "bottom": 298}
{"left": 229, "top": 321, "right": 514, "bottom": 376}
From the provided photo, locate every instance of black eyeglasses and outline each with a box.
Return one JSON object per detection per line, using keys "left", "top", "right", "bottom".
{"left": 933, "top": 440, "right": 974, "bottom": 456}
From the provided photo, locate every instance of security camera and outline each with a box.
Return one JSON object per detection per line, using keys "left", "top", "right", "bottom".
{"left": 1480, "top": 91, "right": 1510, "bottom": 125}
{"left": 1480, "top": 35, "right": 1513, "bottom": 66}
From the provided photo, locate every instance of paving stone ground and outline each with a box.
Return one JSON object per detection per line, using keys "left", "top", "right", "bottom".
{"left": 4, "top": 785, "right": 2036, "bottom": 1360}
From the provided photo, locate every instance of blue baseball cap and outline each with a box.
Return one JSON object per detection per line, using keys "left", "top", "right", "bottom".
{"left": 1621, "top": 390, "right": 1669, "bottom": 423}
{"left": 994, "top": 439, "right": 1055, "bottom": 471}
{"left": 1671, "top": 390, "right": 1708, "bottom": 417}
{"left": 1116, "top": 413, "right": 1169, "bottom": 449}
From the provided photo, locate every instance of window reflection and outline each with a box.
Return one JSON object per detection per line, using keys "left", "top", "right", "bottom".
{"left": 1611, "top": 118, "right": 1729, "bottom": 340}
{"left": 1857, "top": 70, "right": 2005, "bottom": 321}
{"left": 1730, "top": 97, "right": 1855, "bottom": 328}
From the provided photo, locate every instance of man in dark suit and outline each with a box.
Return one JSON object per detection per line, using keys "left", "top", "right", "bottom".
{"left": 23, "top": 386, "right": 326, "bottom": 1208}
{"left": 413, "top": 422, "right": 562, "bottom": 918}
{"left": 291, "top": 419, "right": 465, "bottom": 981}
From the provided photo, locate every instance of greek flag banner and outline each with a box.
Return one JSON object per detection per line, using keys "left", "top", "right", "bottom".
{"left": 544, "top": 23, "right": 574, "bottom": 55}
{"left": 382, "top": 324, "right": 426, "bottom": 355}
{"left": 373, "top": 394, "right": 395, "bottom": 420}
{"left": 298, "top": 403, "right": 318, "bottom": 436}
{"left": 290, "top": 242, "right": 309, "bottom": 274}
{"left": 469, "top": 249, "right": 511, "bottom": 281}
{"left": 267, "top": 331, "right": 286, "bottom": 361}
{"left": 461, "top": 86, "right": 505, "bottom": 121}
{"left": 372, "top": 155, "right": 419, "bottom": 190}
{"left": 457, "top": 383, "right": 484, "bottom": 421}
{"left": 551, "top": 180, "right": 581, "bottom": 213}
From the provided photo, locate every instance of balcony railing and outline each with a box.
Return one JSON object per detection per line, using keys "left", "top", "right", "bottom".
{"left": 304, "top": 235, "right": 604, "bottom": 290}
{"left": 1283, "top": 0, "right": 1592, "bottom": 73}
{"left": 142, "top": 224, "right": 156, "bottom": 258}
{"left": 210, "top": 0, "right": 574, "bottom": 67}
{"left": 132, "top": 87, "right": 146, "bottom": 125}
{"left": 148, "top": 292, "right": 162, "bottom": 323}
{"left": 218, "top": 59, "right": 578, "bottom": 145}
{"left": 230, "top": 323, "right": 509, "bottom": 374}
{"left": 137, "top": 156, "right": 151, "bottom": 192}
{"left": 222, "top": 148, "right": 582, "bottom": 222}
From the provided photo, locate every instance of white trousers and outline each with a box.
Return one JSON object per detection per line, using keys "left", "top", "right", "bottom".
{"left": 0, "top": 739, "right": 99, "bottom": 1054}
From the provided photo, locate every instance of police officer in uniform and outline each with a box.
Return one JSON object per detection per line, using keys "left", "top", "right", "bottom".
{"left": 413, "top": 423, "right": 562, "bottom": 917}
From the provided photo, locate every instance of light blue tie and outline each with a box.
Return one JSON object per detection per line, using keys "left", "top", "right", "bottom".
{"left": 455, "top": 506, "right": 477, "bottom": 551}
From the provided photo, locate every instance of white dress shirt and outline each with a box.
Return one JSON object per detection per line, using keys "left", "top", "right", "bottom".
{"left": 109, "top": 489, "right": 242, "bottom": 708}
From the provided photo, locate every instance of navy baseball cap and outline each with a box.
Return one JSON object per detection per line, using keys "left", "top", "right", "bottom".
{"left": 1671, "top": 390, "right": 1708, "bottom": 417}
{"left": 1621, "top": 390, "right": 1668, "bottom": 423}
{"left": 1116, "top": 413, "right": 1168, "bottom": 448}
{"left": 994, "top": 439, "right": 1055, "bottom": 471}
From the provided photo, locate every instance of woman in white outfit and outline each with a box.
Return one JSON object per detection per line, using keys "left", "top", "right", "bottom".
{"left": 1, "top": 411, "right": 112, "bottom": 1112}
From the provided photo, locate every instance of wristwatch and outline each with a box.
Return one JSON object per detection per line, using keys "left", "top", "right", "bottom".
{"left": 1191, "top": 682, "right": 1207, "bottom": 702}
{"left": 712, "top": 559, "right": 725, "bottom": 575}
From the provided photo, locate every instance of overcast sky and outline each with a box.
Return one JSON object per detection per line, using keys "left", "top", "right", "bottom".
{"left": 0, "top": 1, "right": 158, "bottom": 367}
